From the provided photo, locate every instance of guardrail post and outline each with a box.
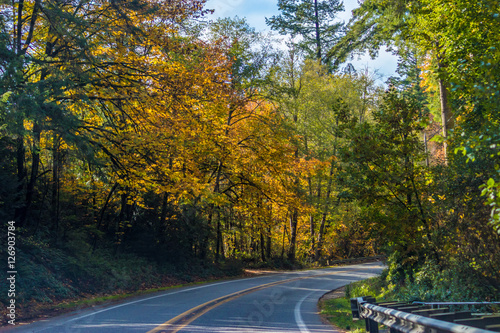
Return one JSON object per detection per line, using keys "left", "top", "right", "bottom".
{"left": 351, "top": 298, "right": 361, "bottom": 320}
{"left": 357, "top": 296, "right": 377, "bottom": 333}
{"left": 367, "top": 317, "right": 379, "bottom": 333}
{"left": 365, "top": 297, "right": 378, "bottom": 333}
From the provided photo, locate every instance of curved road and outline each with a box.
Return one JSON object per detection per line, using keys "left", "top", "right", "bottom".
{"left": 7, "top": 262, "right": 384, "bottom": 333}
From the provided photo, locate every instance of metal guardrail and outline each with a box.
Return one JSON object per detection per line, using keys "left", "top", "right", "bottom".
{"left": 351, "top": 296, "right": 500, "bottom": 333}
{"left": 413, "top": 302, "right": 500, "bottom": 309}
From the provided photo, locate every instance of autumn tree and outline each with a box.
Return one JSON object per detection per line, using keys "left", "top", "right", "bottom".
{"left": 0, "top": 0, "right": 220, "bottom": 239}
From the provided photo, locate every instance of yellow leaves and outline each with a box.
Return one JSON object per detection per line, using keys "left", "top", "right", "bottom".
{"left": 425, "top": 172, "right": 434, "bottom": 185}
{"left": 23, "top": 119, "right": 33, "bottom": 131}
{"left": 418, "top": 56, "right": 439, "bottom": 94}
{"left": 9, "top": 0, "right": 323, "bottom": 258}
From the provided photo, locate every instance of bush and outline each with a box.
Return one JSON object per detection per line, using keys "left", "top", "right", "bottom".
{"left": 220, "top": 259, "right": 244, "bottom": 276}
{"left": 345, "top": 275, "right": 392, "bottom": 301}
{"left": 391, "top": 259, "right": 500, "bottom": 306}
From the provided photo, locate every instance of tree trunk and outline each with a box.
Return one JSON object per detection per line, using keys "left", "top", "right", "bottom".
{"left": 23, "top": 121, "right": 41, "bottom": 227}
{"left": 92, "top": 182, "right": 119, "bottom": 253}
{"left": 215, "top": 211, "right": 222, "bottom": 262}
{"left": 436, "top": 54, "right": 453, "bottom": 163}
{"left": 209, "top": 106, "right": 235, "bottom": 260}
{"left": 281, "top": 222, "right": 287, "bottom": 259}
{"left": 287, "top": 210, "right": 298, "bottom": 262}
{"left": 314, "top": 0, "right": 322, "bottom": 61}
{"left": 309, "top": 214, "right": 315, "bottom": 255}
{"left": 14, "top": 134, "right": 26, "bottom": 227}
{"left": 315, "top": 213, "right": 327, "bottom": 262}
{"left": 159, "top": 192, "right": 169, "bottom": 229}
{"left": 260, "top": 231, "right": 266, "bottom": 262}
{"left": 315, "top": 160, "right": 335, "bottom": 261}
{"left": 308, "top": 177, "right": 315, "bottom": 255}
{"left": 424, "top": 132, "right": 430, "bottom": 167}
{"left": 13, "top": 0, "right": 41, "bottom": 228}
{"left": 266, "top": 226, "right": 272, "bottom": 260}
{"left": 115, "top": 191, "right": 128, "bottom": 256}
{"left": 219, "top": 216, "right": 225, "bottom": 260}
{"left": 51, "top": 134, "right": 61, "bottom": 244}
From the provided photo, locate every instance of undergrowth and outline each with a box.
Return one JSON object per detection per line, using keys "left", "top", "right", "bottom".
{"left": 320, "top": 276, "right": 393, "bottom": 332}
{"left": 320, "top": 263, "right": 500, "bottom": 332}
{"left": 0, "top": 235, "right": 244, "bottom": 324}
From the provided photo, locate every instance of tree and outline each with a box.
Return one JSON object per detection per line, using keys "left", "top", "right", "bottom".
{"left": 0, "top": 0, "right": 216, "bottom": 233}
{"left": 266, "top": 0, "right": 344, "bottom": 68}
{"left": 409, "top": 0, "right": 500, "bottom": 230}
{"left": 208, "top": 17, "right": 276, "bottom": 93}
{"left": 340, "top": 87, "right": 435, "bottom": 265}
{"left": 267, "top": 53, "right": 382, "bottom": 262}
{"left": 328, "top": 0, "right": 455, "bottom": 160}
{"left": 326, "top": 0, "right": 407, "bottom": 68}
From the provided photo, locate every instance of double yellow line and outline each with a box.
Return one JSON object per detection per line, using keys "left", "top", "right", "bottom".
{"left": 147, "top": 269, "right": 352, "bottom": 333}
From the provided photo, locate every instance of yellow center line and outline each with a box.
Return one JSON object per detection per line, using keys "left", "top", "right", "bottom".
{"left": 146, "top": 269, "right": 355, "bottom": 333}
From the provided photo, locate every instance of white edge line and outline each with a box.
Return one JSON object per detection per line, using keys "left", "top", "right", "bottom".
{"left": 294, "top": 291, "right": 316, "bottom": 333}
{"left": 35, "top": 275, "right": 271, "bottom": 332}
{"left": 33, "top": 264, "right": 378, "bottom": 332}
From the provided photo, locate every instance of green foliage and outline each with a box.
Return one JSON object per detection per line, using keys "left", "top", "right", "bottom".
{"left": 340, "top": 87, "right": 431, "bottom": 259}
{"left": 481, "top": 175, "right": 500, "bottom": 234}
{"left": 455, "top": 131, "right": 500, "bottom": 234}
{"left": 207, "top": 16, "right": 277, "bottom": 91}
{"left": 388, "top": 259, "right": 500, "bottom": 305}
{"left": 327, "top": 0, "right": 409, "bottom": 68}
{"left": 329, "top": 0, "right": 500, "bottom": 309}
{"left": 344, "top": 276, "right": 391, "bottom": 300}
{"left": 342, "top": 0, "right": 500, "bottom": 237}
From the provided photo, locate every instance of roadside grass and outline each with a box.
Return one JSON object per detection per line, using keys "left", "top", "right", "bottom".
{"left": 319, "top": 275, "right": 394, "bottom": 332}
{"left": 320, "top": 297, "right": 367, "bottom": 332}
{"left": 53, "top": 279, "right": 222, "bottom": 311}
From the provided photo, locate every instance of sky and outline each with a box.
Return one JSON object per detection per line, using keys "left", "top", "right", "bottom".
{"left": 204, "top": 0, "right": 399, "bottom": 81}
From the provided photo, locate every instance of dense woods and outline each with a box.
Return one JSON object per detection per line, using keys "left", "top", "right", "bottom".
{"left": 0, "top": 0, "right": 499, "bottom": 315}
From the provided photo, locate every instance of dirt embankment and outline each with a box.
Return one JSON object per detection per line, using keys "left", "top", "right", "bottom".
{"left": 317, "top": 286, "right": 347, "bottom": 332}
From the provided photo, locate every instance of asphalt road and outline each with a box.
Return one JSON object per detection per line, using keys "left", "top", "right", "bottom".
{"left": 5, "top": 262, "right": 384, "bottom": 333}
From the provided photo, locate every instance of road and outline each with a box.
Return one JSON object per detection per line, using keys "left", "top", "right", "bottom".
{"left": 5, "top": 262, "right": 384, "bottom": 333}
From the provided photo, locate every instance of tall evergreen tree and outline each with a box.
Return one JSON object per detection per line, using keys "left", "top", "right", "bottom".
{"left": 266, "top": 0, "right": 344, "bottom": 69}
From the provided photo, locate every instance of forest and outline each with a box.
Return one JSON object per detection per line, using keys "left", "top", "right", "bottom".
{"left": 0, "top": 0, "right": 499, "bottom": 317}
